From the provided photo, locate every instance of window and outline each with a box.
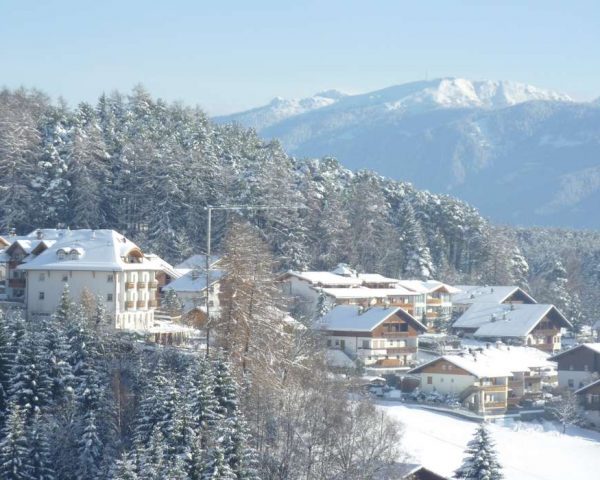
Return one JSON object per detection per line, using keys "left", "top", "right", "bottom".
{"left": 107, "top": 293, "right": 113, "bottom": 302}
{"left": 362, "top": 340, "right": 370, "bottom": 349}
{"left": 38, "top": 292, "right": 45, "bottom": 300}
{"left": 427, "top": 376, "right": 433, "bottom": 385}
{"left": 440, "top": 378, "right": 444, "bottom": 383}
{"left": 568, "top": 379, "right": 575, "bottom": 388}
{"left": 399, "top": 323, "right": 408, "bottom": 332}
{"left": 62, "top": 275, "right": 68, "bottom": 282}
{"left": 335, "top": 340, "right": 339, "bottom": 346}
{"left": 39, "top": 273, "right": 45, "bottom": 282}
{"left": 326, "top": 339, "right": 331, "bottom": 347}
{"left": 107, "top": 274, "right": 114, "bottom": 283}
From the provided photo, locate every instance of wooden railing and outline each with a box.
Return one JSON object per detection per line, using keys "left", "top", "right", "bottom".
{"left": 148, "top": 300, "right": 158, "bottom": 308}
{"left": 137, "top": 282, "right": 147, "bottom": 289}
{"left": 485, "top": 401, "right": 507, "bottom": 409}
{"left": 136, "top": 300, "right": 145, "bottom": 308}
{"left": 381, "top": 331, "right": 409, "bottom": 337}
{"left": 125, "top": 300, "right": 134, "bottom": 309}
{"left": 481, "top": 385, "right": 506, "bottom": 393}
{"left": 148, "top": 281, "right": 158, "bottom": 289}
{"left": 426, "top": 298, "right": 442, "bottom": 305}
{"left": 125, "top": 282, "right": 135, "bottom": 290}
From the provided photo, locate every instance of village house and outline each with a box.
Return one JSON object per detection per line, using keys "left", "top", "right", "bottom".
{"left": 549, "top": 343, "right": 600, "bottom": 390}
{"left": 575, "top": 378, "right": 600, "bottom": 427}
{"left": 163, "top": 255, "right": 224, "bottom": 328}
{"left": 452, "top": 302, "right": 571, "bottom": 352}
{"left": 452, "top": 285, "right": 537, "bottom": 314}
{"left": 13, "top": 229, "right": 175, "bottom": 331}
{"left": 315, "top": 305, "right": 427, "bottom": 370}
{"left": 0, "top": 229, "right": 64, "bottom": 302}
{"left": 408, "top": 353, "right": 511, "bottom": 415}
{"left": 281, "top": 264, "right": 457, "bottom": 330}
{"left": 409, "top": 342, "right": 556, "bottom": 414}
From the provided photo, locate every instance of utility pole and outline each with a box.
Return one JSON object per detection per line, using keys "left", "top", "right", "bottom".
{"left": 203, "top": 204, "right": 305, "bottom": 357}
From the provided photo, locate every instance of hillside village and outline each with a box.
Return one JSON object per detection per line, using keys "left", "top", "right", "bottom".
{"left": 2, "top": 227, "right": 599, "bottom": 432}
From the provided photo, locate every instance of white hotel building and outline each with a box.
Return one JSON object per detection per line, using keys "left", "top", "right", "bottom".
{"left": 15, "top": 229, "right": 166, "bottom": 330}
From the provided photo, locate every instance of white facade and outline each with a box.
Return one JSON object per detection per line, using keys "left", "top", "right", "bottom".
{"left": 418, "top": 371, "right": 478, "bottom": 395}
{"left": 25, "top": 269, "right": 158, "bottom": 330}
{"left": 558, "top": 370, "right": 599, "bottom": 391}
{"left": 16, "top": 229, "right": 167, "bottom": 331}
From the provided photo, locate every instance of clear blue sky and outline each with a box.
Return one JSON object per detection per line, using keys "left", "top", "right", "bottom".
{"left": 1, "top": 0, "right": 598, "bottom": 115}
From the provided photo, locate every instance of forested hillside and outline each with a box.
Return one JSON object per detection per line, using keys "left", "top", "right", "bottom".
{"left": 0, "top": 86, "right": 526, "bottom": 285}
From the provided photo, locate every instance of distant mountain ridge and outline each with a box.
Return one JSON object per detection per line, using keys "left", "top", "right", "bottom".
{"left": 216, "top": 78, "right": 600, "bottom": 229}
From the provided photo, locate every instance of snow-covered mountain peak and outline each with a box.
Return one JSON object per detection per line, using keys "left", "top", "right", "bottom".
{"left": 382, "top": 78, "right": 572, "bottom": 112}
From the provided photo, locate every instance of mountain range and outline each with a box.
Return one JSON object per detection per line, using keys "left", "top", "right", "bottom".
{"left": 216, "top": 78, "right": 600, "bottom": 229}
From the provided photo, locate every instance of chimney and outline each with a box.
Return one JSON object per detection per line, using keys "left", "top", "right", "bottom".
{"left": 9, "top": 228, "right": 16, "bottom": 237}
{"left": 90, "top": 230, "right": 96, "bottom": 240}
{"left": 357, "top": 305, "right": 365, "bottom": 315}
{"left": 490, "top": 313, "right": 496, "bottom": 322}
{"left": 491, "top": 287, "right": 495, "bottom": 293}
{"left": 36, "top": 229, "right": 43, "bottom": 240}
{"left": 510, "top": 303, "right": 514, "bottom": 311}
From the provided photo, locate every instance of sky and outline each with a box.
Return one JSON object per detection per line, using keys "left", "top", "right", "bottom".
{"left": 1, "top": 0, "right": 599, "bottom": 115}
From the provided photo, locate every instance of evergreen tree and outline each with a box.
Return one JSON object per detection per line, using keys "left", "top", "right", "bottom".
{"left": 0, "top": 312, "right": 12, "bottom": 430}
{"left": 8, "top": 327, "right": 52, "bottom": 419}
{"left": 26, "top": 413, "right": 55, "bottom": 480}
{"left": 0, "top": 404, "right": 31, "bottom": 480}
{"left": 454, "top": 424, "right": 503, "bottom": 480}
{"left": 111, "top": 451, "right": 139, "bottom": 480}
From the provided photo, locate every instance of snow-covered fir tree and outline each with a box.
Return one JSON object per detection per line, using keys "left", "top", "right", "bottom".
{"left": 454, "top": 424, "right": 503, "bottom": 480}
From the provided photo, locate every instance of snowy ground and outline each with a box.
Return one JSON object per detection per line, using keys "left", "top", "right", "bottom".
{"left": 379, "top": 403, "right": 600, "bottom": 480}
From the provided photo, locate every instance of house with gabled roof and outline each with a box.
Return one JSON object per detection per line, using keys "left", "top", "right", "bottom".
{"left": 575, "top": 378, "right": 600, "bottom": 426}
{"left": 315, "top": 305, "right": 427, "bottom": 370}
{"left": 549, "top": 343, "right": 600, "bottom": 390}
{"left": 452, "top": 302, "right": 571, "bottom": 352}
{"left": 408, "top": 352, "right": 512, "bottom": 414}
{"left": 452, "top": 285, "right": 536, "bottom": 314}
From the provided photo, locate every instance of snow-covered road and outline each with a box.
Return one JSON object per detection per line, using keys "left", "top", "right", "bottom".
{"left": 379, "top": 403, "right": 600, "bottom": 480}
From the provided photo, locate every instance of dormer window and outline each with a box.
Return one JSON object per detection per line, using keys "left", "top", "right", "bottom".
{"left": 70, "top": 250, "right": 80, "bottom": 260}
{"left": 57, "top": 249, "right": 67, "bottom": 260}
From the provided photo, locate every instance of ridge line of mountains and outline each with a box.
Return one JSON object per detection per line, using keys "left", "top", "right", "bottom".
{"left": 216, "top": 78, "right": 600, "bottom": 229}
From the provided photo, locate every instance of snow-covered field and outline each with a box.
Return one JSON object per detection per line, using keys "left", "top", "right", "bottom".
{"left": 380, "top": 403, "right": 600, "bottom": 480}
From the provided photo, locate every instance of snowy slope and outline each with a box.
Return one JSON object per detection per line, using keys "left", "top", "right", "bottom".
{"left": 217, "top": 78, "right": 600, "bottom": 228}
{"left": 381, "top": 403, "right": 600, "bottom": 480}
{"left": 215, "top": 89, "right": 346, "bottom": 130}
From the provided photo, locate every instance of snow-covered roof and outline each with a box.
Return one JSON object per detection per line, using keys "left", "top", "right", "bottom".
{"left": 317, "top": 305, "right": 426, "bottom": 332}
{"left": 453, "top": 302, "right": 571, "bottom": 337}
{"left": 320, "top": 287, "right": 388, "bottom": 299}
{"left": 453, "top": 285, "right": 536, "bottom": 305}
{"left": 331, "top": 263, "right": 357, "bottom": 277}
{"left": 549, "top": 343, "right": 600, "bottom": 361}
{"left": 144, "top": 254, "right": 181, "bottom": 279}
{"left": 325, "top": 349, "right": 356, "bottom": 369}
{"left": 409, "top": 353, "right": 513, "bottom": 378}
{"left": 285, "top": 270, "right": 362, "bottom": 287}
{"left": 397, "top": 280, "right": 460, "bottom": 294}
{"left": 459, "top": 341, "right": 555, "bottom": 372}
{"left": 175, "top": 254, "right": 221, "bottom": 269}
{"left": 17, "top": 229, "right": 162, "bottom": 272}
{"left": 357, "top": 273, "right": 400, "bottom": 284}
{"left": 164, "top": 269, "right": 224, "bottom": 293}
{"left": 575, "top": 378, "right": 600, "bottom": 395}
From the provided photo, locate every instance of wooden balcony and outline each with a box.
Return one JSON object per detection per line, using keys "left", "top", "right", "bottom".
{"left": 136, "top": 300, "right": 145, "bottom": 308}
{"left": 485, "top": 401, "right": 507, "bottom": 409}
{"left": 381, "top": 331, "right": 409, "bottom": 337}
{"left": 125, "top": 300, "right": 134, "bottom": 309}
{"left": 426, "top": 298, "right": 442, "bottom": 305}
{"left": 148, "top": 300, "right": 158, "bottom": 308}
{"left": 125, "top": 282, "right": 135, "bottom": 290}
{"left": 481, "top": 385, "right": 507, "bottom": 393}
{"left": 8, "top": 278, "right": 26, "bottom": 288}
{"left": 148, "top": 281, "right": 158, "bottom": 289}
{"left": 137, "top": 282, "right": 147, "bottom": 289}
{"left": 386, "top": 347, "right": 417, "bottom": 355}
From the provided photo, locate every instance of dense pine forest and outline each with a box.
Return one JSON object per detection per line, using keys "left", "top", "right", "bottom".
{"left": 0, "top": 86, "right": 596, "bottom": 327}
